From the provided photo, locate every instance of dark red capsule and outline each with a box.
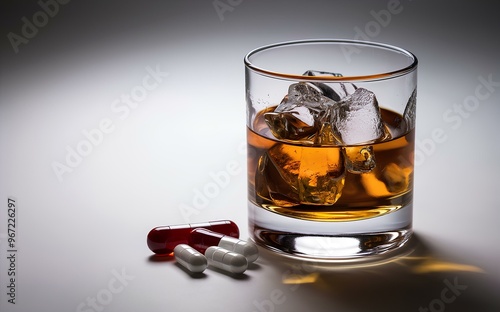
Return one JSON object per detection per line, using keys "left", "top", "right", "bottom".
{"left": 147, "top": 220, "right": 239, "bottom": 255}
{"left": 188, "top": 228, "right": 224, "bottom": 254}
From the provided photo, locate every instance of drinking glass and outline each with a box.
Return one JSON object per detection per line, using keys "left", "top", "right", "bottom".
{"left": 245, "top": 39, "right": 417, "bottom": 260}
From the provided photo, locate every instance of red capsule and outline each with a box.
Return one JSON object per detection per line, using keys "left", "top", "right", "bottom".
{"left": 147, "top": 220, "right": 239, "bottom": 255}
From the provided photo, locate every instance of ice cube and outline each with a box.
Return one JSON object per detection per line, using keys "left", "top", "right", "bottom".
{"left": 256, "top": 143, "right": 345, "bottom": 206}
{"left": 284, "top": 81, "right": 324, "bottom": 104}
{"left": 403, "top": 89, "right": 417, "bottom": 131}
{"left": 330, "top": 88, "right": 389, "bottom": 173}
{"left": 264, "top": 82, "right": 335, "bottom": 142}
{"left": 331, "top": 88, "right": 387, "bottom": 145}
{"left": 255, "top": 152, "right": 300, "bottom": 207}
{"left": 344, "top": 146, "right": 376, "bottom": 173}
{"left": 297, "top": 147, "right": 345, "bottom": 204}
{"left": 264, "top": 110, "right": 317, "bottom": 141}
{"left": 303, "top": 70, "right": 344, "bottom": 78}
{"left": 381, "top": 163, "right": 412, "bottom": 193}
{"left": 315, "top": 122, "right": 338, "bottom": 145}
{"left": 303, "top": 70, "right": 357, "bottom": 101}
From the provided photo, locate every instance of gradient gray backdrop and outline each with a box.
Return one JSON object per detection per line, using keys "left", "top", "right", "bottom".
{"left": 1, "top": 1, "right": 499, "bottom": 311}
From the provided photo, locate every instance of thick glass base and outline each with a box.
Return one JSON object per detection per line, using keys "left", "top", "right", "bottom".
{"left": 248, "top": 201, "right": 413, "bottom": 261}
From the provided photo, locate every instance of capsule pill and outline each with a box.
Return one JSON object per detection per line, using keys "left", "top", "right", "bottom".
{"left": 205, "top": 246, "right": 248, "bottom": 274}
{"left": 173, "top": 244, "right": 207, "bottom": 273}
{"left": 147, "top": 220, "right": 239, "bottom": 255}
{"left": 189, "top": 228, "right": 259, "bottom": 263}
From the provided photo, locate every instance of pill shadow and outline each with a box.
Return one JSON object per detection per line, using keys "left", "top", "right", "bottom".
{"left": 147, "top": 254, "right": 176, "bottom": 262}
{"left": 247, "top": 262, "right": 262, "bottom": 271}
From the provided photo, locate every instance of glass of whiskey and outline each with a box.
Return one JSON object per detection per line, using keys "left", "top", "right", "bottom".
{"left": 245, "top": 39, "right": 418, "bottom": 260}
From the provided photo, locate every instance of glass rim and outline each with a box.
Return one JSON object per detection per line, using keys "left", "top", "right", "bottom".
{"left": 244, "top": 39, "right": 418, "bottom": 82}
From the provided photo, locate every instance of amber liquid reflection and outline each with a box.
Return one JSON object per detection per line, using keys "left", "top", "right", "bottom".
{"left": 247, "top": 107, "right": 414, "bottom": 221}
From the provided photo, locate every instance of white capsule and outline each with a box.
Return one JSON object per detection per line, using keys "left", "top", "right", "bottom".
{"left": 218, "top": 236, "right": 259, "bottom": 263}
{"left": 189, "top": 228, "right": 260, "bottom": 263}
{"left": 174, "top": 244, "right": 207, "bottom": 273}
{"left": 205, "top": 246, "right": 248, "bottom": 274}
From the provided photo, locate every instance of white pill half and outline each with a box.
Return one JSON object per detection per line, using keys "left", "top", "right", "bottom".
{"left": 174, "top": 244, "right": 207, "bottom": 273}
{"left": 218, "top": 236, "right": 259, "bottom": 263}
{"left": 205, "top": 246, "right": 248, "bottom": 274}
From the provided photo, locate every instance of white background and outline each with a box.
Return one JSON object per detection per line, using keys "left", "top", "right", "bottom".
{"left": 1, "top": 0, "right": 499, "bottom": 311}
